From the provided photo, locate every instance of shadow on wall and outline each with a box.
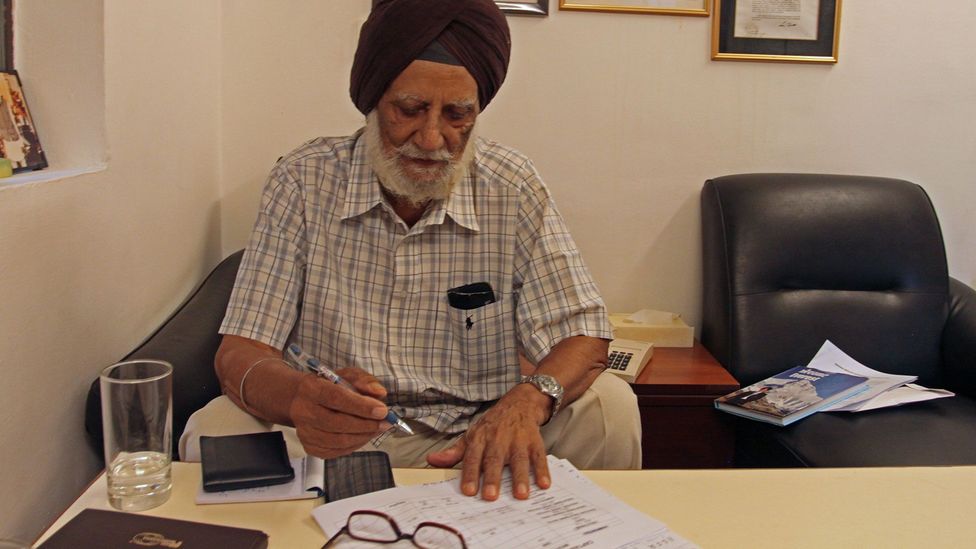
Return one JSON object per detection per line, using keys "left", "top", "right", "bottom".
{"left": 597, "top": 191, "right": 702, "bottom": 332}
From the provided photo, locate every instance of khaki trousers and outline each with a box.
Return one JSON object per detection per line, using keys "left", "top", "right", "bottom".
{"left": 180, "top": 371, "right": 642, "bottom": 470}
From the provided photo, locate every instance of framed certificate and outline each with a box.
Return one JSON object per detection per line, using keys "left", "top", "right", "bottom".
{"left": 559, "top": 0, "right": 708, "bottom": 17}
{"left": 712, "top": 0, "right": 841, "bottom": 63}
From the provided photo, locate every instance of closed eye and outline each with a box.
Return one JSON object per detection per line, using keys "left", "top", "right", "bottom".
{"left": 445, "top": 104, "right": 475, "bottom": 122}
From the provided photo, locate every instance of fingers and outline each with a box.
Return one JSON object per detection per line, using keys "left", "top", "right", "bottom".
{"left": 298, "top": 373, "right": 388, "bottom": 423}
{"left": 454, "top": 410, "right": 549, "bottom": 501}
{"left": 459, "top": 434, "right": 485, "bottom": 497}
{"left": 337, "top": 367, "right": 388, "bottom": 399}
{"left": 295, "top": 421, "right": 385, "bottom": 459}
{"left": 426, "top": 437, "right": 466, "bottom": 469}
{"left": 478, "top": 432, "right": 546, "bottom": 501}
{"left": 530, "top": 447, "right": 551, "bottom": 490}
{"left": 289, "top": 373, "right": 391, "bottom": 458}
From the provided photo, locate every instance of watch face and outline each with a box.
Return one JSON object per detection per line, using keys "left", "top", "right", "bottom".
{"left": 530, "top": 375, "right": 563, "bottom": 399}
{"left": 523, "top": 375, "right": 563, "bottom": 422}
{"left": 537, "top": 376, "right": 558, "bottom": 394}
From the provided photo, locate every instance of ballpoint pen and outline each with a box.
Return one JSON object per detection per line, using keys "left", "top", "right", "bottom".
{"left": 286, "top": 343, "right": 414, "bottom": 435}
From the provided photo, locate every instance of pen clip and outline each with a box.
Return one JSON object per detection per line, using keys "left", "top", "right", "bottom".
{"left": 285, "top": 343, "right": 303, "bottom": 369}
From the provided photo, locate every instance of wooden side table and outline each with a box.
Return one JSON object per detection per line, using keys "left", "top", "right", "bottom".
{"left": 630, "top": 342, "right": 739, "bottom": 469}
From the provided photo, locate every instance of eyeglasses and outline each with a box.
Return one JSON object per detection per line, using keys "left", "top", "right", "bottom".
{"left": 323, "top": 510, "right": 467, "bottom": 549}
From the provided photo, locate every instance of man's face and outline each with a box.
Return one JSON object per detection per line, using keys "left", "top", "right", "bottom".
{"left": 374, "top": 59, "right": 479, "bottom": 188}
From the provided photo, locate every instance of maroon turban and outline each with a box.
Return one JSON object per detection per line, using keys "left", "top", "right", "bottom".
{"left": 350, "top": 0, "right": 511, "bottom": 115}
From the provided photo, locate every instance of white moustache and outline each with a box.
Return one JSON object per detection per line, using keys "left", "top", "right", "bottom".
{"left": 395, "top": 142, "right": 454, "bottom": 162}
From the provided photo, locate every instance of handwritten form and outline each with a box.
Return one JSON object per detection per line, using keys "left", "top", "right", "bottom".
{"left": 312, "top": 456, "right": 697, "bottom": 548}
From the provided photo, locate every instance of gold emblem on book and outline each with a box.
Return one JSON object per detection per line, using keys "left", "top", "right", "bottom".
{"left": 129, "top": 532, "right": 183, "bottom": 548}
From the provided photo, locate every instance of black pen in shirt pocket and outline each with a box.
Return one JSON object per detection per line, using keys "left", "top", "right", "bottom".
{"left": 447, "top": 281, "right": 496, "bottom": 310}
{"left": 447, "top": 282, "right": 496, "bottom": 331}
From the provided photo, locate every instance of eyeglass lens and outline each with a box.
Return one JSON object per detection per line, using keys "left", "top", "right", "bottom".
{"left": 413, "top": 524, "right": 465, "bottom": 549}
{"left": 346, "top": 512, "right": 465, "bottom": 549}
{"left": 348, "top": 512, "right": 400, "bottom": 542}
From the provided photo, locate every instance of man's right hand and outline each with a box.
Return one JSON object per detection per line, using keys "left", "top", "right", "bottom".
{"left": 288, "top": 366, "right": 393, "bottom": 458}
{"left": 215, "top": 335, "right": 391, "bottom": 459}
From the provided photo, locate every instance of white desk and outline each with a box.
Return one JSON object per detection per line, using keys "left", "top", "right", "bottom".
{"left": 37, "top": 463, "right": 976, "bottom": 548}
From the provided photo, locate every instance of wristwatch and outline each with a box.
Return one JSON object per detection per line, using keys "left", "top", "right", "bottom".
{"left": 519, "top": 374, "right": 564, "bottom": 424}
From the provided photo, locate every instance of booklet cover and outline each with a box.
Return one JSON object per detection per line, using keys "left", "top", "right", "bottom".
{"left": 715, "top": 366, "right": 869, "bottom": 426}
{"left": 37, "top": 509, "right": 268, "bottom": 549}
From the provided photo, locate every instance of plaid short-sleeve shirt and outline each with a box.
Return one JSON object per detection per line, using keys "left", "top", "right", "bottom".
{"left": 220, "top": 130, "right": 611, "bottom": 433}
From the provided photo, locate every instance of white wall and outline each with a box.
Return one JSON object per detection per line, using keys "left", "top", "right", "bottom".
{"left": 0, "top": 1, "right": 221, "bottom": 541}
{"left": 2, "top": 0, "right": 974, "bottom": 542}
{"left": 221, "top": 1, "right": 976, "bottom": 332}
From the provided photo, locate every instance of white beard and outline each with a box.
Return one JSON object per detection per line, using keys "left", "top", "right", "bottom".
{"left": 364, "top": 110, "right": 477, "bottom": 207}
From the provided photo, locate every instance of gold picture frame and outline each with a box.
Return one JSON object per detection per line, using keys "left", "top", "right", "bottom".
{"left": 712, "top": 0, "right": 842, "bottom": 63}
{"left": 559, "top": 0, "right": 708, "bottom": 17}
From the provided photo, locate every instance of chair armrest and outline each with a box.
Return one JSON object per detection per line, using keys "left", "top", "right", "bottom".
{"left": 942, "top": 277, "right": 976, "bottom": 398}
{"left": 84, "top": 250, "right": 244, "bottom": 460}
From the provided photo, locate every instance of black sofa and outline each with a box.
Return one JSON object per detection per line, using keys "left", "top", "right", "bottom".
{"left": 701, "top": 173, "right": 976, "bottom": 467}
{"left": 85, "top": 251, "right": 244, "bottom": 460}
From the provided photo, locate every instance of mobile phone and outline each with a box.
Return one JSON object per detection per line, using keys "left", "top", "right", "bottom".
{"left": 323, "top": 451, "right": 395, "bottom": 502}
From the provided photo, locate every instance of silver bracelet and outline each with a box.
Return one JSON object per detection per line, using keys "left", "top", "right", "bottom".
{"left": 239, "top": 357, "right": 287, "bottom": 411}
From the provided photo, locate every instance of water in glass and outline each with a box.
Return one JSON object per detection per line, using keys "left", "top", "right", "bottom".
{"left": 107, "top": 450, "right": 172, "bottom": 511}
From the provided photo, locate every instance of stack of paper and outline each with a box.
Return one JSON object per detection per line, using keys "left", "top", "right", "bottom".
{"left": 312, "top": 455, "right": 698, "bottom": 548}
{"left": 809, "top": 341, "right": 953, "bottom": 412}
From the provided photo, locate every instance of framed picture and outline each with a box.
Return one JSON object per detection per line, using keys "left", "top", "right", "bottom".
{"left": 496, "top": 1, "right": 548, "bottom": 16}
{"left": 0, "top": 71, "right": 47, "bottom": 173}
{"left": 371, "top": 1, "right": 548, "bottom": 16}
{"left": 712, "top": 0, "right": 841, "bottom": 63}
{"left": 559, "top": 0, "right": 708, "bottom": 16}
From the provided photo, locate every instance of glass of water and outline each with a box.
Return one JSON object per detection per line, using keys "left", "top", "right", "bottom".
{"left": 100, "top": 359, "right": 173, "bottom": 511}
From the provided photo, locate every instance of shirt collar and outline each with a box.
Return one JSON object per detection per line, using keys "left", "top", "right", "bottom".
{"left": 342, "top": 128, "right": 384, "bottom": 220}
{"left": 341, "top": 130, "right": 481, "bottom": 233}
{"left": 440, "top": 169, "right": 479, "bottom": 232}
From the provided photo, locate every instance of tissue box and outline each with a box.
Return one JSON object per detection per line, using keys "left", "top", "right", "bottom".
{"left": 609, "top": 312, "right": 694, "bottom": 348}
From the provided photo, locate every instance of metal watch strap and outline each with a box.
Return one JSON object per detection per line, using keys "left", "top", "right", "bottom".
{"left": 519, "top": 374, "right": 564, "bottom": 425}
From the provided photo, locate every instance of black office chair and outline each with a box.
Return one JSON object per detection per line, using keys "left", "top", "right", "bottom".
{"left": 84, "top": 250, "right": 244, "bottom": 460}
{"left": 700, "top": 174, "right": 976, "bottom": 467}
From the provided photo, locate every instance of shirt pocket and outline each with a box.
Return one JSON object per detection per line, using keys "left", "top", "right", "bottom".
{"left": 447, "top": 299, "right": 511, "bottom": 371}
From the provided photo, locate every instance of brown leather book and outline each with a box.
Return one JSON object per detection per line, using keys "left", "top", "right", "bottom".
{"left": 38, "top": 508, "right": 268, "bottom": 548}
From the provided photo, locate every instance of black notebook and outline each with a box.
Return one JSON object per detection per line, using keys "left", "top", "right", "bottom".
{"left": 200, "top": 431, "right": 295, "bottom": 492}
{"left": 38, "top": 508, "right": 268, "bottom": 549}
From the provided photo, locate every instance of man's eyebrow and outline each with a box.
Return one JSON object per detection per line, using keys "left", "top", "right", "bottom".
{"left": 393, "top": 93, "right": 425, "bottom": 104}
{"left": 447, "top": 99, "right": 477, "bottom": 112}
{"left": 394, "top": 93, "right": 424, "bottom": 101}
{"left": 392, "top": 94, "right": 476, "bottom": 111}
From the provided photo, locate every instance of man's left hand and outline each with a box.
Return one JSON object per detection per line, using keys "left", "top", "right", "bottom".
{"left": 426, "top": 383, "right": 552, "bottom": 501}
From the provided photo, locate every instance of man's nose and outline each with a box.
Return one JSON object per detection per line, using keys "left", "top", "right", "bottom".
{"left": 413, "top": 115, "right": 446, "bottom": 152}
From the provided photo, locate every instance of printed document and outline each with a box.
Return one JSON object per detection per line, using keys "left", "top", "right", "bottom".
{"left": 808, "top": 341, "right": 953, "bottom": 412}
{"left": 312, "top": 455, "right": 698, "bottom": 548}
{"left": 734, "top": 0, "right": 820, "bottom": 40}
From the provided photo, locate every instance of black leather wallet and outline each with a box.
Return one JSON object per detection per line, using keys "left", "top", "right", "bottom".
{"left": 200, "top": 432, "right": 295, "bottom": 492}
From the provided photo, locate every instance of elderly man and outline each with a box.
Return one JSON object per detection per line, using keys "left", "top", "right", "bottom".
{"left": 181, "top": 0, "right": 641, "bottom": 501}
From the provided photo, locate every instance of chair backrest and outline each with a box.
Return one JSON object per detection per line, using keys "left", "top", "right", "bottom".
{"left": 701, "top": 174, "right": 950, "bottom": 386}
{"left": 85, "top": 250, "right": 244, "bottom": 460}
